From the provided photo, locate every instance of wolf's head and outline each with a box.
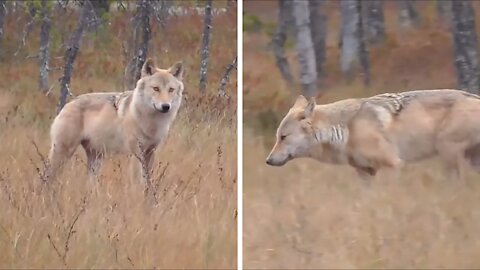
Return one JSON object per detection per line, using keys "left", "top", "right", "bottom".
{"left": 135, "top": 59, "right": 185, "bottom": 114}
{"left": 266, "top": 95, "right": 320, "bottom": 166}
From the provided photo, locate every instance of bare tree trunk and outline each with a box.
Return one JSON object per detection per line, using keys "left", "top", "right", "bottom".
{"left": 87, "top": 0, "right": 107, "bottom": 31}
{"left": 309, "top": 0, "right": 327, "bottom": 87}
{"left": 218, "top": 56, "right": 237, "bottom": 97}
{"left": 293, "top": 0, "right": 317, "bottom": 97}
{"left": 358, "top": 0, "right": 370, "bottom": 86}
{"left": 398, "top": 0, "right": 420, "bottom": 28}
{"left": 363, "top": 0, "right": 385, "bottom": 44}
{"left": 152, "top": 0, "right": 171, "bottom": 29}
{"left": 133, "top": 0, "right": 151, "bottom": 87}
{"left": 272, "top": 0, "right": 294, "bottom": 86}
{"left": 38, "top": 0, "right": 51, "bottom": 93}
{"left": 57, "top": 1, "right": 92, "bottom": 113}
{"left": 199, "top": 0, "right": 212, "bottom": 95}
{"left": 0, "top": 0, "right": 6, "bottom": 56}
{"left": 340, "top": 0, "right": 359, "bottom": 80}
{"left": 126, "top": 0, "right": 151, "bottom": 90}
{"left": 451, "top": 0, "right": 480, "bottom": 94}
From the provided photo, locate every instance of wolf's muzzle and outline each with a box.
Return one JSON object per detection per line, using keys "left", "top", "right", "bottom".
{"left": 161, "top": 104, "right": 170, "bottom": 112}
{"left": 154, "top": 103, "right": 171, "bottom": 113}
{"left": 265, "top": 154, "right": 291, "bottom": 166}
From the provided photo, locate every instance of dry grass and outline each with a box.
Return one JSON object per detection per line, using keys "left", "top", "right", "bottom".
{"left": 0, "top": 3, "right": 236, "bottom": 269}
{"left": 244, "top": 136, "right": 480, "bottom": 269}
{"left": 244, "top": 1, "right": 480, "bottom": 269}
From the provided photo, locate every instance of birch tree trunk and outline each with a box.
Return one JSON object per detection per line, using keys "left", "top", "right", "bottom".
{"left": 126, "top": 0, "right": 151, "bottom": 90}
{"left": 358, "top": 0, "right": 370, "bottom": 86}
{"left": 340, "top": 0, "right": 359, "bottom": 80}
{"left": 309, "top": 0, "right": 326, "bottom": 87}
{"left": 87, "top": 0, "right": 107, "bottom": 31}
{"left": 363, "top": 0, "right": 385, "bottom": 44}
{"left": 272, "top": 0, "right": 294, "bottom": 86}
{"left": 0, "top": 0, "right": 6, "bottom": 56}
{"left": 293, "top": 0, "right": 317, "bottom": 97}
{"left": 152, "top": 0, "right": 171, "bottom": 29}
{"left": 132, "top": 0, "right": 151, "bottom": 87}
{"left": 451, "top": 0, "right": 480, "bottom": 94}
{"left": 398, "top": 0, "right": 420, "bottom": 28}
{"left": 38, "top": 0, "right": 51, "bottom": 93}
{"left": 199, "top": 0, "right": 212, "bottom": 95}
{"left": 57, "top": 1, "right": 92, "bottom": 113}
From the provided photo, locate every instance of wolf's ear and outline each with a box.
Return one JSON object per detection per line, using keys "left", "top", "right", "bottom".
{"left": 293, "top": 95, "right": 308, "bottom": 108}
{"left": 304, "top": 97, "right": 316, "bottom": 118}
{"left": 141, "top": 58, "right": 156, "bottom": 77}
{"left": 169, "top": 61, "right": 184, "bottom": 80}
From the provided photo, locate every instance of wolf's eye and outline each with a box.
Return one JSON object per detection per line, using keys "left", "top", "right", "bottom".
{"left": 153, "top": 87, "right": 160, "bottom": 92}
{"left": 168, "top": 87, "right": 175, "bottom": 93}
{"left": 280, "top": 135, "right": 287, "bottom": 141}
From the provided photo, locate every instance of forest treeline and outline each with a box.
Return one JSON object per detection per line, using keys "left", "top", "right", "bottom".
{"left": 259, "top": 0, "right": 479, "bottom": 97}
{"left": 0, "top": 0, "right": 237, "bottom": 113}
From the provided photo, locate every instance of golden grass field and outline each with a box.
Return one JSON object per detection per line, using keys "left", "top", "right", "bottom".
{"left": 0, "top": 3, "right": 237, "bottom": 269}
{"left": 244, "top": 1, "right": 480, "bottom": 268}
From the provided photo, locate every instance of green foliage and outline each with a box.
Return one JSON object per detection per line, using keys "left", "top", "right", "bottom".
{"left": 243, "top": 13, "right": 263, "bottom": 33}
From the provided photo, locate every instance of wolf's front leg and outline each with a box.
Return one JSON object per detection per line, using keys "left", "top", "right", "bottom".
{"left": 131, "top": 146, "right": 156, "bottom": 191}
{"left": 142, "top": 148, "right": 155, "bottom": 188}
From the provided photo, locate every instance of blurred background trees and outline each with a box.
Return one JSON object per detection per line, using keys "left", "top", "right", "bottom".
{"left": 252, "top": 0, "right": 480, "bottom": 100}
{"left": 243, "top": 0, "right": 480, "bottom": 139}
{"left": 0, "top": 0, "right": 237, "bottom": 114}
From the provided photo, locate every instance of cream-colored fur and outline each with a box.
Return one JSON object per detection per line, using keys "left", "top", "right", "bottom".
{"left": 48, "top": 59, "right": 184, "bottom": 186}
{"left": 266, "top": 89, "right": 480, "bottom": 180}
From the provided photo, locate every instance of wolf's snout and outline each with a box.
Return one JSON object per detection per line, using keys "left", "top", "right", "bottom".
{"left": 160, "top": 103, "right": 170, "bottom": 113}
{"left": 266, "top": 153, "right": 291, "bottom": 166}
{"left": 266, "top": 157, "right": 274, "bottom": 165}
{"left": 266, "top": 155, "right": 284, "bottom": 166}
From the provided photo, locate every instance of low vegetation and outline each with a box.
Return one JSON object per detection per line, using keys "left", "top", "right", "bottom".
{"left": 0, "top": 3, "right": 236, "bottom": 268}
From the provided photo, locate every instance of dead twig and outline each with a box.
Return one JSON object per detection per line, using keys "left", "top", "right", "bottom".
{"left": 63, "top": 205, "right": 85, "bottom": 262}
{"left": 14, "top": 5, "right": 36, "bottom": 57}
{"left": 47, "top": 234, "right": 67, "bottom": 266}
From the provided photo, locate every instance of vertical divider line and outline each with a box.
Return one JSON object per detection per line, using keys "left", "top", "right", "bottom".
{"left": 237, "top": 0, "right": 243, "bottom": 269}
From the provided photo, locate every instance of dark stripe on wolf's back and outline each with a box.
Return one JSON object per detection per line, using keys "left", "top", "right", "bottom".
{"left": 109, "top": 95, "right": 118, "bottom": 111}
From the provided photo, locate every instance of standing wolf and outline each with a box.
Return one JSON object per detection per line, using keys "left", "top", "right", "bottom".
{"left": 48, "top": 59, "right": 184, "bottom": 186}
{"left": 266, "top": 89, "right": 480, "bottom": 180}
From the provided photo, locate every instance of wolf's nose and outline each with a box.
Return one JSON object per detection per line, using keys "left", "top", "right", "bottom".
{"left": 266, "top": 157, "right": 273, "bottom": 165}
{"left": 161, "top": 104, "right": 170, "bottom": 112}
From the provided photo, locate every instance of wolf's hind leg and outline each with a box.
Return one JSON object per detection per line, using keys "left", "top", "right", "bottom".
{"left": 438, "top": 143, "right": 465, "bottom": 180}
{"left": 82, "top": 143, "right": 104, "bottom": 183}
{"left": 47, "top": 141, "right": 78, "bottom": 182}
{"left": 465, "top": 143, "right": 480, "bottom": 174}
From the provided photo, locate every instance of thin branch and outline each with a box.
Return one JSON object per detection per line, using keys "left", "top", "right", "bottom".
{"left": 47, "top": 234, "right": 67, "bottom": 266}
{"left": 218, "top": 56, "right": 237, "bottom": 97}
{"left": 14, "top": 3, "right": 37, "bottom": 56}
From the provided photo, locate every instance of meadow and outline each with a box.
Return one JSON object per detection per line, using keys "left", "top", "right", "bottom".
{"left": 244, "top": 1, "right": 480, "bottom": 268}
{"left": 0, "top": 2, "right": 237, "bottom": 268}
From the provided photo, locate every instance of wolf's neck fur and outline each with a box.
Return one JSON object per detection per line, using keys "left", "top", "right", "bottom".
{"left": 310, "top": 98, "right": 363, "bottom": 147}
{"left": 313, "top": 123, "right": 349, "bottom": 147}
